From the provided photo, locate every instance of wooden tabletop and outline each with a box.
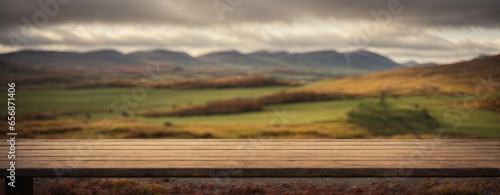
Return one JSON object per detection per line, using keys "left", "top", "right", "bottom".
{"left": 2, "top": 139, "right": 499, "bottom": 177}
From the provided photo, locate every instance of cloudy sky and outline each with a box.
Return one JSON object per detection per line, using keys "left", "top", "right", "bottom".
{"left": 1, "top": 0, "right": 499, "bottom": 63}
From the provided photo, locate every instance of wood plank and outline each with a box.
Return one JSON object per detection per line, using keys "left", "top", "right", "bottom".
{"left": 10, "top": 156, "right": 500, "bottom": 161}
{"left": 14, "top": 139, "right": 498, "bottom": 142}
{"left": 8, "top": 153, "right": 500, "bottom": 160}
{"left": 6, "top": 145, "right": 499, "bottom": 150}
{"left": 8, "top": 151, "right": 500, "bottom": 158}
{"left": 8, "top": 142, "right": 500, "bottom": 147}
{"left": 3, "top": 160, "right": 499, "bottom": 169}
{"left": 12, "top": 150, "right": 500, "bottom": 157}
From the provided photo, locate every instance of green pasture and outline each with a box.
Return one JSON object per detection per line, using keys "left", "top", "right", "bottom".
{"left": 2, "top": 87, "right": 498, "bottom": 138}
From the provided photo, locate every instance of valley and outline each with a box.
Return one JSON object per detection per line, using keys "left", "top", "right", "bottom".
{"left": 1, "top": 51, "right": 498, "bottom": 140}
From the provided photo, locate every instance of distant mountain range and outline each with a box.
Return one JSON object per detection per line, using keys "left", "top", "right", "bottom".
{"left": 0, "top": 49, "right": 401, "bottom": 74}
{"left": 305, "top": 54, "right": 500, "bottom": 95}
{"left": 401, "top": 60, "right": 437, "bottom": 67}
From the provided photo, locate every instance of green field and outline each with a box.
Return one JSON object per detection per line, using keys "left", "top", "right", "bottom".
{"left": 140, "top": 95, "right": 500, "bottom": 138}
{"left": 2, "top": 87, "right": 499, "bottom": 138}
{"left": 1, "top": 87, "right": 292, "bottom": 113}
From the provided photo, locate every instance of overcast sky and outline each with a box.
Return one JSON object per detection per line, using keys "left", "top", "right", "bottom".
{"left": 1, "top": 0, "right": 499, "bottom": 63}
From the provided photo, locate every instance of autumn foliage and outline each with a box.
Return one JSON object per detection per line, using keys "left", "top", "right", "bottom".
{"left": 142, "top": 91, "right": 353, "bottom": 117}
{"left": 143, "top": 98, "right": 263, "bottom": 117}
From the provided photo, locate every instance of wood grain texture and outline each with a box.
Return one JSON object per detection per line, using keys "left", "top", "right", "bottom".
{"left": 1, "top": 139, "right": 499, "bottom": 177}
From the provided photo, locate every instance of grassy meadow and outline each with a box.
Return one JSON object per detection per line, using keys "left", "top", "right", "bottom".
{"left": 2, "top": 85, "right": 499, "bottom": 139}
{"left": 6, "top": 87, "right": 290, "bottom": 112}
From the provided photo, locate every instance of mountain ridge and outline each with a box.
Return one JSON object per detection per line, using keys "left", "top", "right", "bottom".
{"left": 0, "top": 49, "right": 402, "bottom": 74}
{"left": 303, "top": 54, "right": 500, "bottom": 95}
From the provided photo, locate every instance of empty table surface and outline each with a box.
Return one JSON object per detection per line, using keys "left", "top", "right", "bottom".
{"left": 2, "top": 139, "right": 499, "bottom": 177}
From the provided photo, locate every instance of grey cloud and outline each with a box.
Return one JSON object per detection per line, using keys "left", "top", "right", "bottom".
{"left": 0, "top": 0, "right": 499, "bottom": 63}
{"left": 3, "top": 22, "right": 495, "bottom": 55}
{"left": 0, "top": 0, "right": 499, "bottom": 29}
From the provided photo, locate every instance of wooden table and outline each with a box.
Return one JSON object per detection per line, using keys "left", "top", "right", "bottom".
{"left": 2, "top": 139, "right": 500, "bottom": 194}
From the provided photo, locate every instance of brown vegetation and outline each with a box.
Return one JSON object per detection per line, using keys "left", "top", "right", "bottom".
{"left": 125, "top": 131, "right": 214, "bottom": 139}
{"left": 161, "top": 75, "right": 295, "bottom": 89}
{"left": 143, "top": 98, "right": 263, "bottom": 117}
{"left": 0, "top": 73, "right": 84, "bottom": 89}
{"left": 259, "top": 91, "right": 353, "bottom": 105}
{"left": 11, "top": 118, "right": 221, "bottom": 139}
{"left": 67, "top": 80, "right": 142, "bottom": 88}
{"left": 0, "top": 177, "right": 497, "bottom": 195}
{"left": 17, "top": 112, "right": 57, "bottom": 120}
{"left": 34, "top": 178, "right": 168, "bottom": 195}
{"left": 459, "top": 95, "right": 500, "bottom": 113}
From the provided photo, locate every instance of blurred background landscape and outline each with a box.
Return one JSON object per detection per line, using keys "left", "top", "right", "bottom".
{"left": 0, "top": 0, "right": 499, "bottom": 139}
{"left": 0, "top": 49, "right": 498, "bottom": 139}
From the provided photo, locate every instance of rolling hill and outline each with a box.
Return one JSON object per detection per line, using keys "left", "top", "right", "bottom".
{"left": 304, "top": 54, "right": 500, "bottom": 95}
{"left": 0, "top": 49, "right": 401, "bottom": 74}
{"left": 198, "top": 49, "right": 401, "bottom": 71}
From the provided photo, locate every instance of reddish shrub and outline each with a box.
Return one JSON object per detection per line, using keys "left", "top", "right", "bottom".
{"left": 165, "top": 98, "right": 263, "bottom": 116}
{"left": 259, "top": 91, "right": 353, "bottom": 105}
